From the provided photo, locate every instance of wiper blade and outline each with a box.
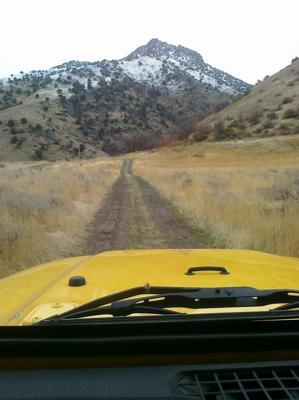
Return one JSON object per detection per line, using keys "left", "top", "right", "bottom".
{"left": 50, "top": 303, "right": 182, "bottom": 318}
{"left": 272, "top": 300, "right": 299, "bottom": 312}
{"left": 36, "top": 286, "right": 299, "bottom": 325}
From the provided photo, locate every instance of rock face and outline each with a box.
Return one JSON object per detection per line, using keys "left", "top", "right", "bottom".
{"left": 0, "top": 39, "right": 251, "bottom": 159}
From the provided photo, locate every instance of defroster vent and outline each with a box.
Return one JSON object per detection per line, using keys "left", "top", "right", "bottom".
{"left": 175, "top": 365, "right": 299, "bottom": 399}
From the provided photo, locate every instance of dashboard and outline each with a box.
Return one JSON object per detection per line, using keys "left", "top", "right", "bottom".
{"left": 1, "top": 361, "right": 299, "bottom": 399}
{"left": 0, "top": 313, "right": 298, "bottom": 399}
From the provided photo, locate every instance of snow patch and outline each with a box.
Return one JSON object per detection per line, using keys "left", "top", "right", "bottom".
{"left": 200, "top": 74, "right": 219, "bottom": 87}
{"left": 219, "top": 84, "right": 238, "bottom": 95}
{"left": 120, "top": 56, "right": 163, "bottom": 84}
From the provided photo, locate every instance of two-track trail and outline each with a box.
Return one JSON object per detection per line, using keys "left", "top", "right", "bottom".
{"left": 85, "top": 159, "right": 205, "bottom": 254}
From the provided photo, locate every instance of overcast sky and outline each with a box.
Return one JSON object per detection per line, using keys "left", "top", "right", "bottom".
{"left": 1, "top": 0, "right": 298, "bottom": 83}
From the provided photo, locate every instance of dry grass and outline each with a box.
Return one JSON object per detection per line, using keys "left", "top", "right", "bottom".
{"left": 0, "top": 159, "right": 119, "bottom": 277}
{"left": 134, "top": 135, "right": 299, "bottom": 257}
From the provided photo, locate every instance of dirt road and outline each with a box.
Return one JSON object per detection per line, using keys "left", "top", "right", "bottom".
{"left": 85, "top": 159, "right": 206, "bottom": 253}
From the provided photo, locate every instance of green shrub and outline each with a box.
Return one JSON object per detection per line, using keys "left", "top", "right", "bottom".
{"left": 282, "top": 97, "right": 292, "bottom": 104}
{"left": 283, "top": 109, "right": 299, "bottom": 119}
{"left": 293, "top": 124, "right": 299, "bottom": 134}
{"left": 20, "top": 117, "right": 27, "bottom": 124}
{"left": 194, "top": 134, "right": 208, "bottom": 142}
{"left": 268, "top": 112, "right": 277, "bottom": 120}
{"left": 16, "top": 137, "right": 25, "bottom": 148}
{"left": 263, "top": 121, "right": 274, "bottom": 129}
{"left": 34, "top": 124, "right": 42, "bottom": 132}
{"left": 10, "top": 136, "right": 25, "bottom": 147}
{"left": 34, "top": 145, "right": 45, "bottom": 160}
{"left": 279, "top": 123, "right": 290, "bottom": 134}
{"left": 7, "top": 119, "right": 15, "bottom": 127}
{"left": 10, "top": 136, "right": 18, "bottom": 144}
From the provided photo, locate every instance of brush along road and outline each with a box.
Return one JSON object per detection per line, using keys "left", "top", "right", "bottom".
{"left": 85, "top": 159, "right": 206, "bottom": 253}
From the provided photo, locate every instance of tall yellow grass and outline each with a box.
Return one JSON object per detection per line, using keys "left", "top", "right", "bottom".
{"left": 134, "top": 137, "right": 299, "bottom": 257}
{"left": 0, "top": 160, "right": 119, "bottom": 277}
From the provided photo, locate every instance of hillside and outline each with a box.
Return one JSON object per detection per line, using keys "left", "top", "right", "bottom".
{"left": 0, "top": 39, "right": 250, "bottom": 161}
{"left": 194, "top": 58, "right": 299, "bottom": 141}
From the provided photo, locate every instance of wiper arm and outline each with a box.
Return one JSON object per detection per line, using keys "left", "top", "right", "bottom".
{"left": 36, "top": 286, "right": 299, "bottom": 325}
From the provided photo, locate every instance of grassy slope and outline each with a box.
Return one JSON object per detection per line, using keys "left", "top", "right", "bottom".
{"left": 0, "top": 87, "right": 107, "bottom": 161}
{"left": 134, "top": 135, "right": 299, "bottom": 257}
{"left": 194, "top": 59, "right": 299, "bottom": 140}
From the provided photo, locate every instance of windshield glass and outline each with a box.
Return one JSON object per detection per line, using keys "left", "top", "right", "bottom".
{"left": 0, "top": 0, "right": 299, "bottom": 326}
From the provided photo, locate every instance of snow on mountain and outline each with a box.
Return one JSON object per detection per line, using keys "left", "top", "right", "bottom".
{"left": 0, "top": 39, "right": 250, "bottom": 96}
{"left": 120, "top": 38, "right": 249, "bottom": 94}
{"left": 120, "top": 56, "right": 163, "bottom": 84}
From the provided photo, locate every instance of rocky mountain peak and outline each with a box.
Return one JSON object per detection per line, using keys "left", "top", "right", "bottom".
{"left": 124, "top": 38, "right": 204, "bottom": 65}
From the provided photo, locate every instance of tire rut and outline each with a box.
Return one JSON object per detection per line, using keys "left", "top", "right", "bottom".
{"left": 84, "top": 159, "right": 205, "bottom": 254}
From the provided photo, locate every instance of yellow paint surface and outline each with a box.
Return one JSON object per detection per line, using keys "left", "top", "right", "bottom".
{"left": 0, "top": 249, "right": 298, "bottom": 325}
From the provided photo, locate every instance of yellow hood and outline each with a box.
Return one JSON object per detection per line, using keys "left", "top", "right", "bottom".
{"left": 0, "top": 249, "right": 299, "bottom": 325}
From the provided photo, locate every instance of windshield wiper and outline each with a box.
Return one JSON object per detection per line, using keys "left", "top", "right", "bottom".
{"left": 272, "top": 300, "right": 299, "bottom": 311}
{"left": 36, "top": 286, "right": 299, "bottom": 325}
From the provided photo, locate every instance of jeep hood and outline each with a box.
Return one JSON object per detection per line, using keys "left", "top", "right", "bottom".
{"left": 0, "top": 249, "right": 299, "bottom": 325}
